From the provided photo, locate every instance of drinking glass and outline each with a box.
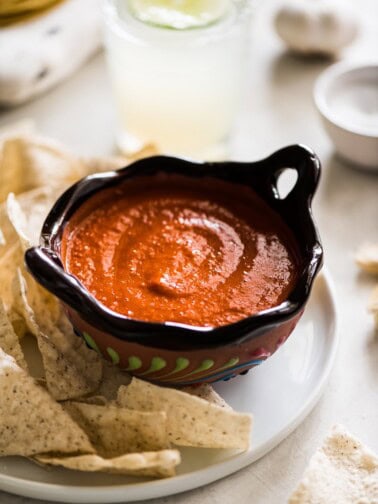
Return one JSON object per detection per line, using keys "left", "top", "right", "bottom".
{"left": 103, "top": 0, "right": 253, "bottom": 159}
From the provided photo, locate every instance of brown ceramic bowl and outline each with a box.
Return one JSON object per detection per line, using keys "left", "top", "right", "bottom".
{"left": 25, "top": 144, "right": 323, "bottom": 385}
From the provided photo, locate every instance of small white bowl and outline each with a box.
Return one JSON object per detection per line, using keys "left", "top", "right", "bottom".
{"left": 314, "top": 61, "right": 378, "bottom": 170}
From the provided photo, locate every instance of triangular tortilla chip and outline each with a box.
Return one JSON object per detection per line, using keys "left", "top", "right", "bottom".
{"left": 0, "top": 299, "right": 27, "bottom": 370}
{"left": 36, "top": 450, "right": 181, "bottom": 478}
{"left": 182, "top": 383, "right": 232, "bottom": 410}
{"left": 36, "top": 332, "right": 103, "bottom": 401}
{"left": 12, "top": 269, "right": 103, "bottom": 400}
{"left": 13, "top": 267, "right": 60, "bottom": 330}
{"left": 289, "top": 424, "right": 378, "bottom": 504}
{"left": 5, "top": 188, "right": 60, "bottom": 252}
{"left": 64, "top": 402, "right": 169, "bottom": 457}
{"left": 1, "top": 187, "right": 65, "bottom": 257}
{"left": 93, "top": 362, "right": 131, "bottom": 401}
{"left": 117, "top": 378, "right": 252, "bottom": 449}
{"left": 0, "top": 348, "right": 94, "bottom": 456}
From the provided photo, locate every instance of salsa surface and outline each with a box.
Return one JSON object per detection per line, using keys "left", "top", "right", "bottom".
{"left": 62, "top": 175, "right": 300, "bottom": 327}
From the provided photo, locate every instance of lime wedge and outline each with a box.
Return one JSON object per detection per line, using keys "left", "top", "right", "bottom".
{"left": 127, "top": 0, "right": 231, "bottom": 29}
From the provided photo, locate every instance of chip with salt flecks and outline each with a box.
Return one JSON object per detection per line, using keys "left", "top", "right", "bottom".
{"left": 64, "top": 402, "right": 169, "bottom": 457}
{"left": 12, "top": 268, "right": 103, "bottom": 400}
{"left": 35, "top": 331, "right": 103, "bottom": 401}
{"left": 182, "top": 383, "right": 232, "bottom": 410}
{"left": 289, "top": 424, "right": 378, "bottom": 504}
{"left": 36, "top": 450, "right": 181, "bottom": 478}
{"left": 117, "top": 378, "right": 252, "bottom": 450}
{"left": 0, "top": 348, "right": 94, "bottom": 456}
{"left": 93, "top": 361, "right": 132, "bottom": 401}
{"left": 13, "top": 267, "right": 61, "bottom": 334}
{"left": 0, "top": 299, "right": 27, "bottom": 370}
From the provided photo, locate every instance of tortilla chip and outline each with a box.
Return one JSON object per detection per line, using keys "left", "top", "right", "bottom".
{"left": 0, "top": 300, "right": 27, "bottom": 370}
{"left": 7, "top": 308, "right": 28, "bottom": 339}
{"left": 13, "top": 267, "right": 61, "bottom": 330}
{"left": 6, "top": 188, "right": 60, "bottom": 249}
{"left": 64, "top": 402, "right": 169, "bottom": 457}
{"left": 0, "top": 132, "right": 86, "bottom": 200}
{"left": 36, "top": 332, "right": 103, "bottom": 401}
{"left": 0, "top": 243, "right": 23, "bottom": 309}
{"left": 84, "top": 144, "right": 158, "bottom": 175}
{"left": 21, "top": 136, "right": 85, "bottom": 192}
{"left": 356, "top": 243, "right": 378, "bottom": 275}
{"left": 13, "top": 269, "right": 103, "bottom": 400}
{"left": 117, "top": 378, "right": 252, "bottom": 449}
{"left": 0, "top": 200, "right": 14, "bottom": 250}
{"left": 75, "top": 395, "right": 108, "bottom": 406}
{"left": 84, "top": 155, "right": 130, "bottom": 174}
{"left": 6, "top": 193, "right": 31, "bottom": 250}
{"left": 0, "top": 133, "right": 158, "bottom": 204}
{"left": 0, "top": 139, "right": 25, "bottom": 202}
{"left": 0, "top": 188, "right": 55, "bottom": 327}
{"left": 0, "top": 348, "right": 94, "bottom": 456}
{"left": 36, "top": 450, "right": 181, "bottom": 478}
{"left": 289, "top": 425, "right": 378, "bottom": 504}
{"left": 0, "top": 188, "right": 54, "bottom": 263}
{"left": 93, "top": 362, "right": 132, "bottom": 401}
{"left": 0, "top": 187, "right": 59, "bottom": 313}
{"left": 182, "top": 383, "right": 232, "bottom": 410}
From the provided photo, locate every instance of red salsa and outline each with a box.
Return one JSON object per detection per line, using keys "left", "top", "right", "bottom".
{"left": 62, "top": 175, "right": 300, "bottom": 327}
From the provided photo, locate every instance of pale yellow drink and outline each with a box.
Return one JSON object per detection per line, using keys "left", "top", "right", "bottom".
{"left": 103, "top": 0, "right": 252, "bottom": 159}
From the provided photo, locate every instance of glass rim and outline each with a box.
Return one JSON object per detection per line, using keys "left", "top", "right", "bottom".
{"left": 103, "top": 0, "right": 256, "bottom": 47}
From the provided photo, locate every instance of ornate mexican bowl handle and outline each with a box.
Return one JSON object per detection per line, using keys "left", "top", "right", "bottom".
{"left": 265, "top": 144, "right": 321, "bottom": 209}
{"left": 25, "top": 246, "right": 91, "bottom": 315}
{"left": 257, "top": 144, "right": 323, "bottom": 283}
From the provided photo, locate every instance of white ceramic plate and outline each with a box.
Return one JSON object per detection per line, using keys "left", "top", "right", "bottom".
{"left": 0, "top": 270, "right": 338, "bottom": 503}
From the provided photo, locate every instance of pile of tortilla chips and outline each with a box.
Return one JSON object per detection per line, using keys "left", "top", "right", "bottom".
{"left": 0, "top": 122, "right": 253, "bottom": 478}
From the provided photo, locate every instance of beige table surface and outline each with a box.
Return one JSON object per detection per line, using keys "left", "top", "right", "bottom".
{"left": 1, "top": 1, "right": 377, "bottom": 503}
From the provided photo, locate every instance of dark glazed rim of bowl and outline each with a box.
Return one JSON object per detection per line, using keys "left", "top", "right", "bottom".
{"left": 25, "top": 144, "right": 323, "bottom": 351}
